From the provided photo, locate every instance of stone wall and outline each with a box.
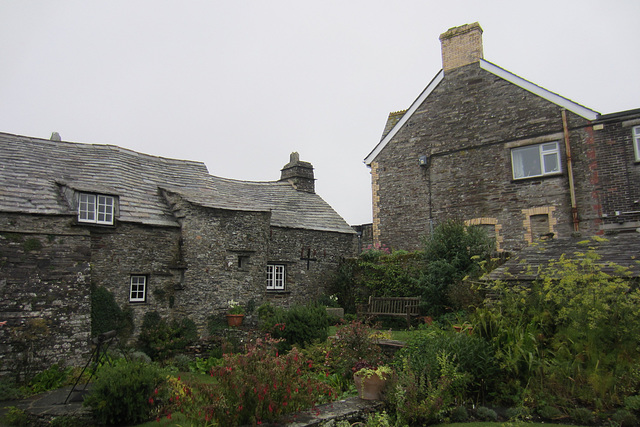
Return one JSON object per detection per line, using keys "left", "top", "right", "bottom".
{"left": 164, "top": 191, "right": 271, "bottom": 328}
{"left": 0, "top": 212, "right": 91, "bottom": 378}
{"left": 266, "top": 227, "right": 357, "bottom": 306}
{"left": 592, "top": 114, "right": 640, "bottom": 231}
{"left": 89, "top": 221, "right": 184, "bottom": 334}
{"left": 372, "top": 62, "right": 599, "bottom": 252}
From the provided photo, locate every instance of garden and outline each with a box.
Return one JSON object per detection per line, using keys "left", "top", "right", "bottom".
{"left": 3, "top": 220, "right": 640, "bottom": 426}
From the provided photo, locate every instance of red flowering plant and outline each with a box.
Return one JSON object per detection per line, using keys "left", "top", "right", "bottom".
{"left": 161, "top": 336, "right": 336, "bottom": 426}
{"left": 322, "top": 320, "right": 388, "bottom": 380}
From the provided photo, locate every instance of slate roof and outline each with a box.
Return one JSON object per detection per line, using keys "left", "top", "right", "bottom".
{"left": 483, "top": 234, "right": 640, "bottom": 282}
{"left": 0, "top": 132, "right": 354, "bottom": 234}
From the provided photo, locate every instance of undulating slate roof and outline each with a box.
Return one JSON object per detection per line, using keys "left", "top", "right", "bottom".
{"left": 483, "top": 234, "right": 640, "bottom": 282}
{"left": 0, "top": 132, "right": 354, "bottom": 234}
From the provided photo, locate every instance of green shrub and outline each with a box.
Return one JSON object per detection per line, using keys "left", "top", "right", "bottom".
{"left": 83, "top": 360, "right": 167, "bottom": 425}
{"left": 28, "top": 364, "right": 72, "bottom": 394}
{"left": 613, "top": 409, "right": 639, "bottom": 427}
{"left": 171, "top": 354, "right": 192, "bottom": 372}
{"left": 419, "top": 219, "right": 495, "bottom": 316}
{"left": 1, "top": 406, "right": 29, "bottom": 427}
{"left": 90, "top": 286, "right": 133, "bottom": 340}
{"left": 328, "top": 250, "right": 424, "bottom": 314}
{"left": 391, "top": 350, "right": 470, "bottom": 425}
{"left": 259, "top": 303, "right": 329, "bottom": 351}
{"left": 398, "top": 323, "right": 497, "bottom": 399}
{"left": 0, "top": 380, "right": 24, "bottom": 401}
{"left": 137, "top": 312, "right": 198, "bottom": 361}
{"left": 571, "top": 407, "right": 595, "bottom": 425}
{"left": 476, "top": 406, "right": 498, "bottom": 421}
{"left": 627, "top": 395, "right": 640, "bottom": 411}
{"left": 451, "top": 405, "right": 469, "bottom": 422}
{"left": 537, "top": 405, "right": 562, "bottom": 420}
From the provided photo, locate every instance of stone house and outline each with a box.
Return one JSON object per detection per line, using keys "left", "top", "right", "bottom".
{"left": 365, "top": 22, "right": 640, "bottom": 252}
{"left": 0, "top": 132, "right": 356, "bottom": 373}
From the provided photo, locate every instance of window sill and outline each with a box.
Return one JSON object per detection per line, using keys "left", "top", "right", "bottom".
{"left": 512, "top": 172, "right": 562, "bottom": 183}
{"left": 266, "top": 290, "right": 290, "bottom": 295}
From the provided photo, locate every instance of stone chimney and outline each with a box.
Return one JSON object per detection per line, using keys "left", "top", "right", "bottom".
{"left": 279, "top": 152, "right": 315, "bottom": 193}
{"left": 439, "top": 22, "right": 483, "bottom": 73}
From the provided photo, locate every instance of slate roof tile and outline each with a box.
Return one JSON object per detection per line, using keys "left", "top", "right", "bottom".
{"left": 484, "top": 234, "right": 640, "bottom": 281}
{"left": 0, "top": 132, "right": 354, "bottom": 234}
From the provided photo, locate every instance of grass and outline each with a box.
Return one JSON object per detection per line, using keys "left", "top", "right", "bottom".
{"left": 328, "top": 325, "right": 417, "bottom": 342}
{"left": 442, "top": 424, "right": 581, "bottom": 427}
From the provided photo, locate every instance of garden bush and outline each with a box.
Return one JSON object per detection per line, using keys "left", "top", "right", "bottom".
{"left": 258, "top": 302, "right": 329, "bottom": 351}
{"left": 137, "top": 312, "right": 198, "bottom": 361}
{"left": 322, "top": 320, "right": 387, "bottom": 379}
{"left": 418, "top": 219, "right": 495, "bottom": 316}
{"left": 83, "top": 360, "right": 168, "bottom": 425}
{"left": 391, "top": 350, "right": 470, "bottom": 425}
{"left": 398, "top": 323, "right": 497, "bottom": 400}
{"left": 475, "top": 245, "right": 640, "bottom": 409}
{"left": 164, "top": 337, "right": 335, "bottom": 426}
{"left": 90, "top": 286, "right": 133, "bottom": 341}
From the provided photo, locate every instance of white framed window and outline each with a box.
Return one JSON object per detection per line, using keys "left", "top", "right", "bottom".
{"left": 78, "top": 193, "right": 114, "bottom": 225}
{"left": 130, "top": 275, "right": 147, "bottom": 302}
{"left": 511, "top": 142, "right": 561, "bottom": 179}
{"left": 633, "top": 126, "right": 640, "bottom": 161}
{"left": 266, "top": 264, "right": 285, "bottom": 290}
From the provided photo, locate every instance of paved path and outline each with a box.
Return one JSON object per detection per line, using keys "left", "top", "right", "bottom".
{"left": 0, "top": 386, "right": 92, "bottom": 426}
{"left": 1, "top": 387, "right": 383, "bottom": 426}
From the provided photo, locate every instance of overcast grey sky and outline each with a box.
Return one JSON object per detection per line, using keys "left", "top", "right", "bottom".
{"left": 1, "top": 1, "right": 639, "bottom": 225}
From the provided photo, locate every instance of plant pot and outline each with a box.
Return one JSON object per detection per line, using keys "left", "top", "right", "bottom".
{"left": 226, "top": 314, "right": 244, "bottom": 327}
{"left": 353, "top": 373, "right": 388, "bottom": 400}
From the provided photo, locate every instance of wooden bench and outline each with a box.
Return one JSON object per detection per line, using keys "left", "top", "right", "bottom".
{"left": 357, "top": 296, "right": 421, "bottom": 327}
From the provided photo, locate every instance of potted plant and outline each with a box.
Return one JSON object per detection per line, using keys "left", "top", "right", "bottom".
{"left": 226, "top": 300, "right": 245, "bottom": 326}
{"left": 352, "top": 360, "right": 393, "bottom": 400}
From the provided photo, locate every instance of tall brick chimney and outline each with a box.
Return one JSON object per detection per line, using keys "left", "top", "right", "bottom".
{"left": 439, "top": 22, "right": 483, "bottom": 73}
{"left": 279, "top": 152, "right": 315, "bottom": 193}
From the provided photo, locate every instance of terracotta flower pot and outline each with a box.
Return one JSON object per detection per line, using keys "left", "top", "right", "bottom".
{"left": 354, "top": 373, "right": 388, "bottom": 400}
{"left": 226, "top": 314, "right": 244, "bottom": 327}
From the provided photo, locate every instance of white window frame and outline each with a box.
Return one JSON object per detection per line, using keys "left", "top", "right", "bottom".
{"left": 129, "top": 275, "right": 147, "bottom": 302}
{"left": 633, "top": 126, "right": 640, "bottom": 162}
{"left": 266, "top": 264, "right": 286, "bottom": 291}
{"left": 78, "top": 193, "right": 114, "bottom": 225}
{"left": 511, "top": 142, "right": 561, "bottom": 179}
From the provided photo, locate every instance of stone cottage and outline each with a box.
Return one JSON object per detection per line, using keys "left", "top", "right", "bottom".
{"left": 365, "top": 22, "right": 640, "bottom": 252}
{"left": 0, "top": 132, "right": 356, "bottom": 373}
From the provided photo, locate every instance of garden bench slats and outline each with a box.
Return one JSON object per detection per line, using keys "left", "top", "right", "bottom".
{"left": 358, "top": 296, "right": 421, "bottom": 327}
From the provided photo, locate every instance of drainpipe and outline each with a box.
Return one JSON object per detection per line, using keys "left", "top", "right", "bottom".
{"left": 562, "top": 109, "right": 579, "bottom": 231}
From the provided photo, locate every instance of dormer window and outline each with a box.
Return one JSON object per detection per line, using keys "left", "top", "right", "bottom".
{"left": 78, "top": 193, "right": 115, "bottom": 225}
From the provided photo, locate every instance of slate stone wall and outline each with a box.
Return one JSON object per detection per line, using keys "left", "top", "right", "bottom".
{"left": 89, "top": 221, "right": 184, "bottom": 334}
{"left": 372, "top": 63, "right": 599, "bottom": 252}
{"left": 0, "top": 212, "right": 91, "bottom": 378}
{"left": 591, "top": 115, "right": 640, "bottom": 230}
{"left": 266, "top": 227, "right": 357, "bottom": 306}
{"left": 163, "top": 191, "right": 271, "bottom": 328}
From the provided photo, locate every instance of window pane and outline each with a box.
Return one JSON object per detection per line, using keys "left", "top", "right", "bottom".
{"left": 130, "top": 276, "right": 146, "bottom": 302}
{"left": 266, "top": 264, "right": 285, "bottom": 290}
{"left": 97, "top": 195, "right": 114, "bottom": 224}
{"left": 543, "top": 152, "right": 559, "bottom": 173}
{"left": 79, "top": 193, "right": 96, "bottom": 222}
{"left": 512, "top": 145, "right": 541, "bottom": 178}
